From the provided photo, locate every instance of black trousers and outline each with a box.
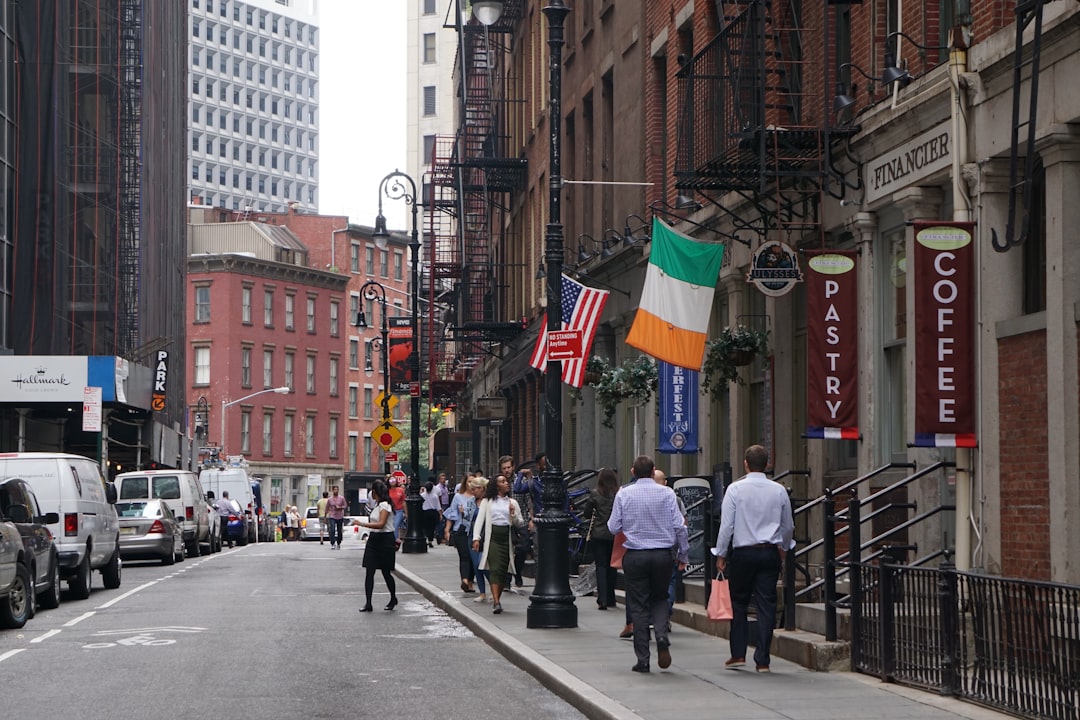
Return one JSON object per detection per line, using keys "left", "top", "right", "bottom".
{"left": 591, "top": 537, "right": 617, "bottom": 607}
{"left": 623, "top": 548, "right": 674, "bottom": 666}
{"left": 452, "top": 529, "right": 474, "bottom": 581}
{"left": 727, "top": 545, "right": 782, "bottom": 667}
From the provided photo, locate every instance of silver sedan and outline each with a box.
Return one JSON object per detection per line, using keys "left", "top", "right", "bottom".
{"left": 116, "top": 499, "right": 185, "bottom": 565}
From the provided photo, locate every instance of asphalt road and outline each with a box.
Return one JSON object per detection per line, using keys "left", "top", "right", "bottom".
{"left": 0, "top": 539, "right": 585, "bottom": 720}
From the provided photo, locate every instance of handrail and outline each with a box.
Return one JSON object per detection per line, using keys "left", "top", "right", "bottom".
{"left": 793, "top": 462, "right": 915, "bottom": 519}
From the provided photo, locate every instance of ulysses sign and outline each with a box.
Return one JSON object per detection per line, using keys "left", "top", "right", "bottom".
{"left": 865, "top": 122, "right": 951, "bottom": 203}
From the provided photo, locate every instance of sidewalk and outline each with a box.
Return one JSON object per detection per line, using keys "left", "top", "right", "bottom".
{"left": 396, "top": 547, "right": 1013, "bottom": 720}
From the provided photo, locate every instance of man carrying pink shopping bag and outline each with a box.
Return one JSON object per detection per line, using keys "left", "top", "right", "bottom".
{"left": 707, "top": 571, "right": 733, "bottom": 621}
{"left": 712, "top": 444, "right": 794, "bottom": 673}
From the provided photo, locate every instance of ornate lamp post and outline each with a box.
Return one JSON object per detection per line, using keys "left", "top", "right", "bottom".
{"left": 372, "top": 169, "right": 426, "bottom": 554}
{"left": 355, "top": 280, "right": 392, "bottom": 477}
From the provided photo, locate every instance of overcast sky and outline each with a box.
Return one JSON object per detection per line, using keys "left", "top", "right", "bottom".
{"left": 319, "top": 2, "right": 409, "bottom": 231}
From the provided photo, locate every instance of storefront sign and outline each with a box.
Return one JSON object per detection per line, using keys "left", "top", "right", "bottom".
{"left": 0, "top": 356, "right": 88, "bottom": 402}
{"left": 805, "top": 252, "right": 860, "bottom": 439}
{"left": 747, "top": 241, "right": 802, "bottom": 297}
{"left": 658, "top": 361, "right": 698, "bottom": 454}
{"left": 913, "top": 222, "right": 977, "bottom": 448}
{"left": 151, "top": 351, "right": 169, "bottom": 412}
{"left": 865, "top": 122, "right": 951, "bottom": 203}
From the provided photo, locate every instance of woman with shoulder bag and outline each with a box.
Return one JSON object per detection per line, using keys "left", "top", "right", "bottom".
{"left": 580, "top": 468, "right": 619, "bottom": 610}
{"left": 443, "top": 477, "right": 478, "bottom": 593}
{"left": 472, "top": 474, "right": 523, "bottom": 614}
{"left": 358, "top": 480, "right": 399, "bottom": 612}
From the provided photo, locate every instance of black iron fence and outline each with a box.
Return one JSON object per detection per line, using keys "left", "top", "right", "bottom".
{"left": 851, "top": 560, "right": 1080, "bottom": 720}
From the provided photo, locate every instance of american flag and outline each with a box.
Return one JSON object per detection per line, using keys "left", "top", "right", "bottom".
{"left": 529, "top": 274, "right": 610, "bottom": 388}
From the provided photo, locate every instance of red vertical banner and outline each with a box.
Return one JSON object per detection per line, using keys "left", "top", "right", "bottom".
{"left": 805, "top": 251, "right": 859, "bottom": 439}
{"left": 388, "top": 316, "right": 413, "bottom": 395}
{"left": 913, "top": 222, "right": 977, "bottom": 447}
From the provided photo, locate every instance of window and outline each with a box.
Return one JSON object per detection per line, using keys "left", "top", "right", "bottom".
{"left": 349, "top": 339, "right": 359, "bottom": 369}
{"left": 195, "top": 286, "right": 211, "bottom": 322}
{"left": 423, "top": 85, "right": 436, "bottom": 116}
{"left": 422, "top": 134, "right": 436, "bottom": 164}
{"left": 329, "top": 357, "right": 339, "bottom": 396}
{"left": 879, "top": 223, "right": 908, "bottom": 464}
{"left": 364, "top": 339, "right": 374, "bottom": 372}
{"left": 423, "top": 0, "right": 436, "bottom": 14}
{"left": 262, "top": 413, "right": 273, "bottom": 455}
{"left": 285, "top": 294, "right": 295, "bottom": 330}
{"left": 241, "top": 347, "right": 251, "bottom": 387}
{"left": 194, "top": 347, "right": 210, "bottom": 385}
{"left": 365, "top": 246, "right": 374, "bottom": 275}
{"left": 305, "top": 415, "right": 315, "bottom": 456}
{"left": 306, "top": 354, "right": 316, "bottom": 393}
{"left": 240, "top": 410, "right": 251, "bottom": 453}
{"left": 264, "top": 289, "right": 274, "bottom": 326}
{"left": 363, "top": 436, "right": 372, "bottom": 472}
{"left": 1023, "top": 155, "right": 1047, "bottom": 314}
{"left": 328, "top": 417, "right": 338, "bottom": 458}
{"left": 349, "top": 436, "right": 358, "bottom": 472}
{"left": 348, "top": 386, "right": 358, "bottom": 418}
{"left": 423, "top": 33, "right": 436, "bottom": 64}
{"left": 379, "top": 251, "right": 388, "bottom": 278}
{"left": 364, "top": 388, "right": 373, "bottom": 419}
{"left": 241, "top": 286, "right": 252, "bottom": 323}
{"left": 350, "top": 243, "right": 360, "bottom": 273}
{"left": 306, "top": 296, "right": 316, "bottom": 332}
{"left": 283, "top": 415, "right": 294, "bottom": 455}
{"left": 330, "top": 301, "right": 340, "bottom": 336}
{"left": 263, "top": 349, "right": 273, "bottom": 388}
{"left": 284, "top": 351, "right": 295, "bottom": 390}
{"left": 394, "top": 252, "right": 403, "bottom": 281}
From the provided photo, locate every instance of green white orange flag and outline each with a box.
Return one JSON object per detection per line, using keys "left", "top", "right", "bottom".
{"left": 625, "top": 218, "right": 725, "bottom": 370}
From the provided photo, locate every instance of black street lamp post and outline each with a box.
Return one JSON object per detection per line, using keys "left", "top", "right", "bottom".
{"left": 372, "top": 169, "right": 426, "bottom": 555}
{"left": 355, "top": 281, "right": 392, "bottom": 477}
{"left": 528, "top": 0, "right": 577, "bottom": 629}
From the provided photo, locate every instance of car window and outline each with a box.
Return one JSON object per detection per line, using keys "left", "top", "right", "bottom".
{"left": 152, "top": 476, "right": 182, "bottom": 499}
{"left": 306, "top": 507, "right": 319, "bottom": 518}
{"left": 120, "top": 477, "right": 149, "bottom": 499}
{"left": 116, "top": 502, "right": 151, "bottom": 518}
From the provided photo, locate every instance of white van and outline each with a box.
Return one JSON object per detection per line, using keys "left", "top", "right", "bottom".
{"left": 0, "top": 452, "right": 121, "bottom": 599}
{"left": 200, "top": 459, "right": 257, "bottom": 545}
{"left": 115, "top": 470, "right": 213, "bottom": 556}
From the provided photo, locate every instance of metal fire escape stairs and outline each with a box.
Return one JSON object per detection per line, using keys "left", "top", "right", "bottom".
{"left": 675, "top": 0, "right": 860, "bottom": 247}
{"left": 427, "top": 6, "right": 526, "bottom": 405}
{"left": 991, "top": 0, "right": 1055, "bottom": 252}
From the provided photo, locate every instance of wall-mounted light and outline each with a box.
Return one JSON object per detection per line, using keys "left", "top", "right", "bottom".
{"left": 883, "top": 31, "right": 949, "bottom": 86}
{"left": 535, "top": 262, "right": 546, "bottom": 280}
{"left": 472, "top": 0, "right": 504, "bottom": 26}
{"left": 622, "top": 214, "right": 650, "bottom": 247}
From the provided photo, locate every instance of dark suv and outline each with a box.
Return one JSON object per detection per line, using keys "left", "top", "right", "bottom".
{"left": 0, "top": 478, "right": 62, "bottom": 616}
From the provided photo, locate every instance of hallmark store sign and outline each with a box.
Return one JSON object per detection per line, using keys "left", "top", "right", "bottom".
{"left": 0, "top": 356, "right": 88, "bottom": 402}
{"left": 865, "top": 122, "right": 951, "bottom": 203}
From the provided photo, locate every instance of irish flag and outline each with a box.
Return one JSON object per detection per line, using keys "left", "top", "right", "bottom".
{"left": 626, "top": 218, "right": 725, "bottom": 370}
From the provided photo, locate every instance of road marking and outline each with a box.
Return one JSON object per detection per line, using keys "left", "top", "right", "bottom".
{"left": 95, "top": 579, "right": 159, "bottom": 610}
{"left": 31, "top": 629, "right": 61, "bottom": 643}
{"left": 65, "top": 612, "right": 95, "bottom": 627}
{"left": 91, "top": 626, "right": 206, "bottom": 636}
{"left": 0, "top": 649, "right": 26, "bottom": 663}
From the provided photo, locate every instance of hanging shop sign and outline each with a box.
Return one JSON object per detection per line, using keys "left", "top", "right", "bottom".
{"left": 747, "top": 241, "right": 802, "bottom": 297}
{"left": 657, "top": 361, "right": 699, "bottom": 454}
{"left": 151, "top": 351, "right": 169, "bottom": 412}
{"left": 804, "top": 251, "right": 860, "bottom": 440}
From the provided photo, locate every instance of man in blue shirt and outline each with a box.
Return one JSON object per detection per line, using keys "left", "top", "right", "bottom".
{"left": 608, "top": 455, "right": 689, "bottom": 674}
{"left": 712, "top": 444, "right": 794, "bottom": 673}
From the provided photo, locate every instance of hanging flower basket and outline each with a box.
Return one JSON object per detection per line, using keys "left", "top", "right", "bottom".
{"left": 583, "top": 355, "right": 658, "bottom": 428}
{"left": 701, "top": 325, "right": 770, "bottom": 398}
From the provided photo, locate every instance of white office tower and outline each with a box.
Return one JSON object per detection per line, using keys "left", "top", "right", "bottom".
{"left": 188, "top": 0, "right": 320, "bottom": 214}
{"left": 407, "top": 0, "right": 457, "bottom": 203}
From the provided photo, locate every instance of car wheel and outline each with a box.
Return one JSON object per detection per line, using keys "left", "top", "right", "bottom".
{"left": 37, "top": 553, "right": 61, "bottom": 610}
{"left": 69, "top": 553, "right": 93, "bottom": 600}
{"left": 0, "top": 562, "right": 31, "bottom": 629}
{"left": 102, "top": 546, "right": 122, "bottom": 589}
{"left": 162, "top": 544, "right": 176, "bottom": 565}
{"left": 176, "top": 537, "right": 185, "bottom": 563}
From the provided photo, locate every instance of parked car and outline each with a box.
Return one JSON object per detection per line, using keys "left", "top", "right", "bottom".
{"left": 0, "top": 478, "right": 62, "bottom": 611}
{"left": 301, "top": 506, "right": 322, "bottom": 541}
{"left": 0, "top": 453, "right": 121, "bottom": 599}
{"left": 0, "top": 519, "right": 31, "bottom": 628}
{"left": 205, "top": 500, "right": 222, "bottom": 553}
{"left": 115, "top": 500, "right": 185, "bottom": 566}
{"left": 340, "top": 515, "right": 370, "bottom": 545}
{"left": 200, "top": 458, "right": 257, "bottom": 545}
{"left": 115, "top": 470, "right": 210, "bottom": 557}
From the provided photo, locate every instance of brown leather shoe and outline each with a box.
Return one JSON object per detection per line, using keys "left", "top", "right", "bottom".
{"left": 657, "top": 643, "right": 672, "bottom": 669}
{"left": 724, "top": 657, "right": 745, "bottom": 668}
{"left": 619, "top": 623, "right": 633, "bottom": 639}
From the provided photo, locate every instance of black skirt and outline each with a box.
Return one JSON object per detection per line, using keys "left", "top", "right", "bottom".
{"left": 362, "top": 531, "right": 397, "bottom": 570}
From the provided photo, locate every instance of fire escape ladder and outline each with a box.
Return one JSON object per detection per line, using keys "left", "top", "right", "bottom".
{"left": 117, "top": 0, "right": 143, "bottom": 355}
{"left": 991, "top": 0, "right": 1049, "bottom": 252}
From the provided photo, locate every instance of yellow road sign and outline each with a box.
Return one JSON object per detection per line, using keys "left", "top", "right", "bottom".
{"left": 374, "top": 391, "right": 399, "bottom": 417}
{"left": 373, "top": 421, "right": 402, "bottom": 451}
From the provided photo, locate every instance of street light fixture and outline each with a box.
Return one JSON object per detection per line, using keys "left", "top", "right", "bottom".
{"left": 529, "top": 0, "right": 577, "bottom": 630}
{"left": 374, "top": 168, "right": 426, "bottom": 555}
{"left": 355, "top": 280, "right": 392, "bottom": 477}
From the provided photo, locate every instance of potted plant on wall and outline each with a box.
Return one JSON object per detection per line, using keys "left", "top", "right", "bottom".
{"left": 584, "top": 355, "right": 658, "bottom": 428}
{"left": 701, "top": 325, "right": 770, "bottom": 398}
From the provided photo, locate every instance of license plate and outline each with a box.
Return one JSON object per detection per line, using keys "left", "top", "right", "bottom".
{"left": 119, "top": 527, "right": 137, "bottom": 535}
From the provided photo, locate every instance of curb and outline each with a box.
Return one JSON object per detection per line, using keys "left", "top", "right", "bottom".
{"left": 395, "top": 565, "right": 644, "bottom": 720}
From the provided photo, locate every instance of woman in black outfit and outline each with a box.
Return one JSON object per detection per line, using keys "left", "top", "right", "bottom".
{"left": 580, "top": 468, "right": 620, "bottom": 609}
{"left": 358, "top": 480, "right": 399, "bottom": 612}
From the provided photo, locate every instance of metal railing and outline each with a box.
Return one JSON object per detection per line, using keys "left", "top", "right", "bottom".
{"left": 851, "top": 561, "right": 1080, "bottom": 720}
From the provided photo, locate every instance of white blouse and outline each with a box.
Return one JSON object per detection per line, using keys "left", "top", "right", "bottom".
{"left": 488, "top": 496, "right": 512, "bottom": 526}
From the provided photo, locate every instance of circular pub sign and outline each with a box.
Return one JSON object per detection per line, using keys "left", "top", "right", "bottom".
{"left": 747, "top": 240, "right": 803, "bottom": 297}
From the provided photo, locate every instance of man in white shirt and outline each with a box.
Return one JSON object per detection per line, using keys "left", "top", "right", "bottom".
{"left": 712, "top": 444, "right": 794, "bottom": 673}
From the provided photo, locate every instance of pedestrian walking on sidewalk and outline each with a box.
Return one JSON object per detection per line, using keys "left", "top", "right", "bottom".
{"left": 472, "top": 474, "right": 524, "bottom": 615}
{"left": 608, "top": 455, "right": 688, "bottom": 673}
{"left": 388, "top": 478, "right": 406, "bottom": 542}
{"left": 422, "top": 481, "right": 442, "bottom": 548}
{"left": 579, "top": 467, "right": 619, "bottom": 610}
{"left": 325, "top": 485, "right": 348, "bottom": 549}
{"left": 317, "top": 491, "right": 329, "bottom": 545}
{"left": 358, "top": 480, "right": 399, "bottom": 612}
{"left": 443, "top": 476, "right": 478, "bottom": 593}
{"left": 712, "top": 444, "right": 794, "bottom": 673}
{"left": 466, "top": 477, "right": 490, "bottom": 603}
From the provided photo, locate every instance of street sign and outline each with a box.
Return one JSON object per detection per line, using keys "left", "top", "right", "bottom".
{"left": 409, "top": 382, "right": 421, "bottom": 397}
{"left": 548, "top": 329, "right": 583, "bottom": 360}
{"left": 82, "top": 387, "right": 102, "bottom": 432}
{"left": 373, "top": 421, "right": 402, "bottom": 451}
{"left": 384, "top": 452, "right": 398, "bottom": 462}
{"left": 390, "top": 470, "right": 407, "bottom": 484}
{"left": 373, "top": 391, "right": 399, "bottom": 420}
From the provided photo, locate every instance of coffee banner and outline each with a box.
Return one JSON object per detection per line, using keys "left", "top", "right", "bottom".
{"left": 913, "top": 222, "right": 977, "bottom": 447}
{"left": 805, "top": 251, "right": 859, "bottom": 439}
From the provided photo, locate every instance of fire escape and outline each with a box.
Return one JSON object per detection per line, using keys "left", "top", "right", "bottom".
{"left": 675, "top": 0, "right": 859, "bottom": 244}
{"left": 427, "top": 3, "right": 526, "bottom": 404}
